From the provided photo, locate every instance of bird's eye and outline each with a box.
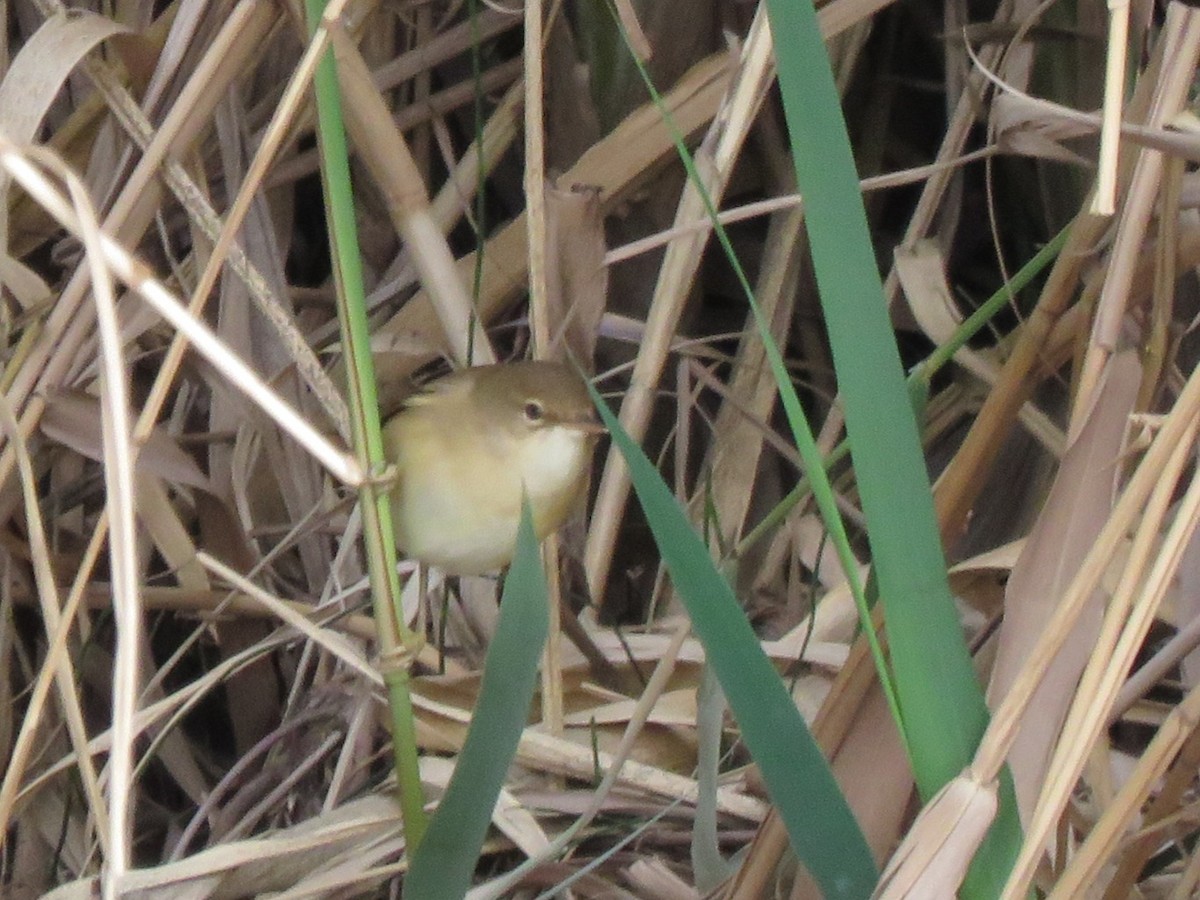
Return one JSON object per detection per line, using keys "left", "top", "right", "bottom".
{"left": 523, "top": 401, "right": 544, "bottom": 423}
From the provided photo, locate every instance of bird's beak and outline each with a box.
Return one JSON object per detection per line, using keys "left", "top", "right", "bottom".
{"left": 574, "top": 410, "right": 607, "bottom": 436}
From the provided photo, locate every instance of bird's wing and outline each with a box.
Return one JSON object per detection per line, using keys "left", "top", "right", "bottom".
{"left": 398, "top": 369, "right": 474, "bottom": 410}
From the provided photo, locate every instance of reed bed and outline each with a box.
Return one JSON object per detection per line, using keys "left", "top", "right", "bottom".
{"left": 1, "top": 0, "right": 1199, "bottom": 897}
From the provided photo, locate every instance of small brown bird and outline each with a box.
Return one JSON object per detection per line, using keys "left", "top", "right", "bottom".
{"left": 382, "top": 361, "right": 602, "bottom": 575}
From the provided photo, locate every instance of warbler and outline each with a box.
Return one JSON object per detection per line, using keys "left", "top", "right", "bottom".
{"left": 382, "top": 361, "right": 602, "bottom": 575}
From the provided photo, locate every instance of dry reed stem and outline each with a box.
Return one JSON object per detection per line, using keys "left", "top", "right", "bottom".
{"left": 985, "top": 352, "right": 1139, "bottom": 823}
{"left": 688, "top": 203, "right": 803, "bottom": 547}
{"left": 1071, "top": 5, "right": 1200, "bottom": 434}
{"left": 1091, "top": 0, "right": 1130, "bottom": 214}
{"left": 884, "top": 354, "right": 1200, "bottom": 893}
{"left": 0, "top": 386, "right": 106, "bottom": 853}
{"left": 585, "top": 7, "right": 775, "bottom": 601}
{"left": 331, "top": 23, "right": 496, "bottom": 365}
{"left": 144, "top": 0, "right": 357, "bottom": 448}
{"left": 373, "top": 49, "right": 734, "bottom": 387}
{"left": 524, "top": 0, "right": 548, "bottom": 351}
{"left": 1053, "top": 680, "right": 1200, "bottom": 896}
{"left": 978, "top": 361, "right": 1200, "bottom": 774}
{"left": 520, "top": 0, "right": 565, "bottom": 738}
{"left": 0, "top": 144, "right": 360, "bottom": 482}
{"left": 1003, "top": 414, "right": 1200, "bottom": 896}
{"left": 8, "top": 0, "right": 1200, "bottom": 894}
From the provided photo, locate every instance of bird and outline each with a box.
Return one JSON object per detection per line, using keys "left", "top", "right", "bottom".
{"left": 382, "top": 360, "right": 602, "bottom": 575}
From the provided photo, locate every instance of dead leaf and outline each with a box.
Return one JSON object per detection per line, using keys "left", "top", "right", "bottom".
{"left": 41, "top": 391, "right": 210, "bottom": 491}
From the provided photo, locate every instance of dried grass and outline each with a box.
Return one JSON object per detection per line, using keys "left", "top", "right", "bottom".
{"left": 3, "top": 0, "right": 1200, "bottom": 896}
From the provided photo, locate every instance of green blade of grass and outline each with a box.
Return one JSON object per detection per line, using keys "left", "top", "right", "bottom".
{"left": 610, "top": 0, "right": 903, "bottom": 764}
{"left": 589, "top": 382, "right": 877, "bottom": 899}
{"left": 404, "top": 502, "right": 548, "bottom": 899}
{"left": 763, "top": 0, "right": 1022, "bottom": 892}
{"left": 767, "top": 0, "right": 980, "bottom": 775}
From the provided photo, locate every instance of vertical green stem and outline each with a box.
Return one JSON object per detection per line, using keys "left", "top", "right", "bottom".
{"left": 302, "top": 5, "right": 427, "bottom": 848}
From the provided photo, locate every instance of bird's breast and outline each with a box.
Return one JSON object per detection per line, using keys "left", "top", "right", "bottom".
{"left": 386, "top": 415, "right": 590, "bottom": 574}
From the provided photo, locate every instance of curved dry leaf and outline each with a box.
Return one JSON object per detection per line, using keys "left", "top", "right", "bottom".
{"left": 992, "top": 92, "right": 1094, "bottom": 165}
{"left": 893, "top": 239, "right": 1003, "bottom": 387}
{"left": 979, "top": 48, "right": 1200, "bottom": 165}
{"left": 894, "top": 239, "right": 963, "bottom": 346}
{"left": 0, "top": 9, "right": 127, "bottom": 141}
{"left": 41, "top": 390, "right": 210, "bottom": 491}
{"left": 0, "top": 11, "right": 128, "bottom": 259}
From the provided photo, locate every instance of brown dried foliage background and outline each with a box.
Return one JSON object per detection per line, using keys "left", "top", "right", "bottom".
{"left": 2, "top": 0, "right": 1200, "bottom": 896}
